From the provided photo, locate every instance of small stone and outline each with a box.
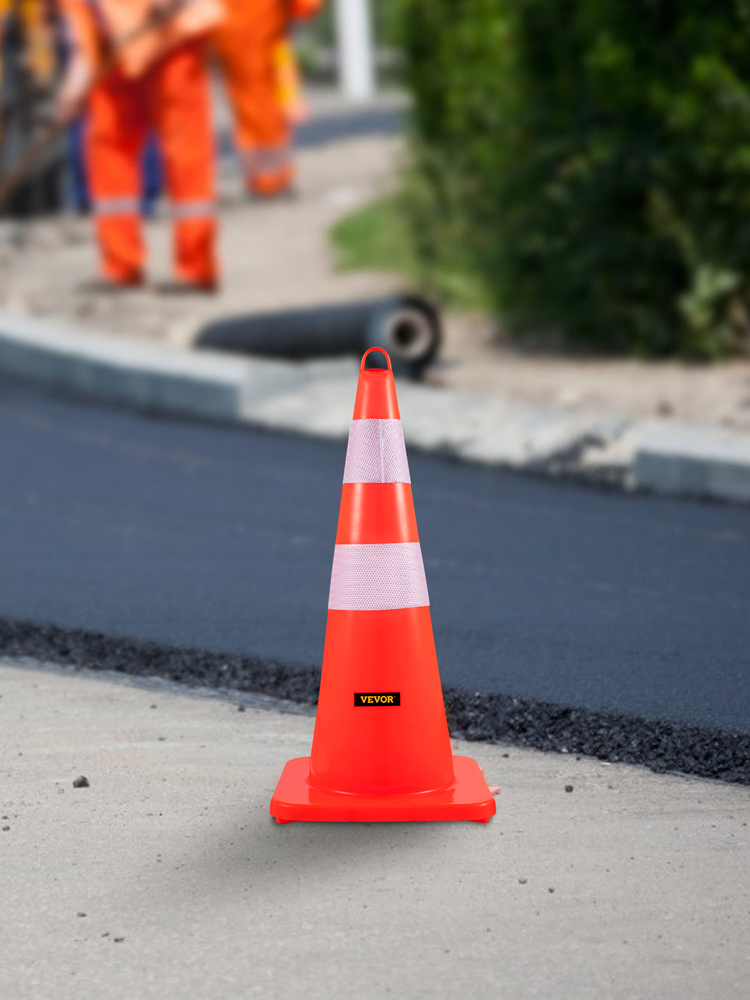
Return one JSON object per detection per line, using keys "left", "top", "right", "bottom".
{"left": 150, "top": 704, "right": 157, "bottom": 709}
{"left": 76, "top": 912, "right": 86, "bottom": 918}
{"left": 101, "top": 932, "right": 110, "bottom": 938}
{"left": 518, "top": 877, "right": 527, "bottom": 885}
{"left": 158, "top": 737, "right": 165, "bottom": 742}
{"left": 237, "top": 704, "right": 246, "bottom": 713}
{"left": 72, "top": 776, "right": 90, "bottom": 788}
{"left": 565, "top": 785, "right": 574, "bottom": 793}
{"left": 113, "top": 937, "right": 125, "bottom": 943}
{"left": 548, "top": 887, "right": 555, "bottom": 894}
{"left": 2, "top": 826, "right": 9, "bottom": 832}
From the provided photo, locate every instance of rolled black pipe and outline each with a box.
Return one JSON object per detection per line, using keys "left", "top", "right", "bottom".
{"left": 194, "top": 295, "right": 442, "bottom": 379}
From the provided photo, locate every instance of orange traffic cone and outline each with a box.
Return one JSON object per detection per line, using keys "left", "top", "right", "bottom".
{"left": 270, "top": 348, "right": 497, "bottom": 823}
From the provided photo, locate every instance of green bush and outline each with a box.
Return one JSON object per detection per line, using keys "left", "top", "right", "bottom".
{"left": 398, "top": 0, "right": 750, "bottom": 355}
{"left": 331, "top": 193, "right": 492, "bottom": 310}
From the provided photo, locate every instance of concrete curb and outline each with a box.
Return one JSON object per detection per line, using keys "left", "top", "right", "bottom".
{"left": 634, "top": 419, "right": 750, "bottom": 504}
{"left": 2, "top": 308, "right": 750, "bottom": 503}
{"left": 0, "top": 310, "right": 254, "bottom": 422}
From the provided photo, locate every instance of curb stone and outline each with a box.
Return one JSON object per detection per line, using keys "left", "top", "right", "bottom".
{"left": 0, "top": 309, "right": 256, "bottom": 421}
{"left": 633, "top": 419, "right": 750, "bottom": 504}
{"left": 2, "top": 308, "right": 750, "bottom": 503}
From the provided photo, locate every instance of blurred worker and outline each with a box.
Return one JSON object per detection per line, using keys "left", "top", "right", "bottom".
{"left": 214, "top": 0, "right": 323, "bottom": 200}
{"left": 55, "top": 0, "right": 224, "bottom": 290}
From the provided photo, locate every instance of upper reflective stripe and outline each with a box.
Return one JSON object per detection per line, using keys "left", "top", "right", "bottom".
{"left": 343, "top": 419, "right": 410, "bottom": 484}
{"left": 93, "top": 197, "right": 139, "bottom": 216}
{"left": 328, "top": 542, "right": 429, "bottom": 611}
{"left": 172, "top": 201, "right": 215, "bottom": 219}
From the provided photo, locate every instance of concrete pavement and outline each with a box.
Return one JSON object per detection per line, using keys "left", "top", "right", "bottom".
{"left": 1, "top": 659, "right": 748, "bottom": 1000}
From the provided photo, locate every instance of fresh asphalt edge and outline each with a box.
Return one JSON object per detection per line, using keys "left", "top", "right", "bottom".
{"left": 2, "top": 616, "right": 748, "bottom": 786}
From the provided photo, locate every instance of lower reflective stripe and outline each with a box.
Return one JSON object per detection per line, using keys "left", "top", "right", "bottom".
{"left": 328, "top": 542, "right": 429, "bottom": 611}
{"left": 172, "top": 201, "right": 215, "bottom": 220}
{"left": 93, "top": 197, "right": 139, "bottom": 216}
{"left": 343, "top": 419, "right": 410, "bottom": 484}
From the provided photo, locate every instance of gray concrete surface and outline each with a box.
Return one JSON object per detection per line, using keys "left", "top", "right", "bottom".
{"left": 1, "top": 659, "right": 749, "bottom": 1000}
{"left": 5, "top": 307, "right": 750, "bottom": 501}
{"left": 634, "top": 419, "right": 750, "bottom": 503}
{"left": 0, "top": 310, "right": 254, "bottom": 422}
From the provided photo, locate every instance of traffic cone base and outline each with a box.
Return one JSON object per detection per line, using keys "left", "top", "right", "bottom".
{"left": 270, "top": 755, "right": 496, "bottom": 823}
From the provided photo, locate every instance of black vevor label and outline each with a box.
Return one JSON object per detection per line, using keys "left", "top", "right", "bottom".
{"left": 354, "top": 692, "right": 401, "bottom": 707}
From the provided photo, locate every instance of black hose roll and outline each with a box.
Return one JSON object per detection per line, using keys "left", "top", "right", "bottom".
{"left": 194, "top": 295, "right": 442, "bottom": 379}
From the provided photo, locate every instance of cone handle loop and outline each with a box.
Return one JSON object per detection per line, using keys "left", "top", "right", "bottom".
{"left": 361, "top": 347, "right": 392, "bottom": 372}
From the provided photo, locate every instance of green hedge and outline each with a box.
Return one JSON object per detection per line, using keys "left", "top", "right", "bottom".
{"left": 399, "top": 0, "right": 750, "bottom": 355}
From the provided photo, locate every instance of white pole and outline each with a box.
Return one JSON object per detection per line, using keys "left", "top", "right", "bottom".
{"left": 334, "top": 0, "right": 376, "bottom": 102}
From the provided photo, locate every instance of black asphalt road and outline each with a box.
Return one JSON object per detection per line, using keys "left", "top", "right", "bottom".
{"left": 1, "top": 377, "right": 749, "bottom": 777}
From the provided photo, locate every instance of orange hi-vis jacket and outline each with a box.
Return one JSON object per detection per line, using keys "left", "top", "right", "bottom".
{"left": 61, "top": 0, "right": 224, "bottom": 78}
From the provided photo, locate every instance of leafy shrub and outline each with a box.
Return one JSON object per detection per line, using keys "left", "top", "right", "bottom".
{"left": 398, "top": 0, "right": 750, "bottom": 355}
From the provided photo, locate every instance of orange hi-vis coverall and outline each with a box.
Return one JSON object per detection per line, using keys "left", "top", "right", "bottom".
{"left": 213, "top": 0, "right": 322, "bottom": 198}
{"left": 61, "top": 0, "right": 224, "bottom": 285}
